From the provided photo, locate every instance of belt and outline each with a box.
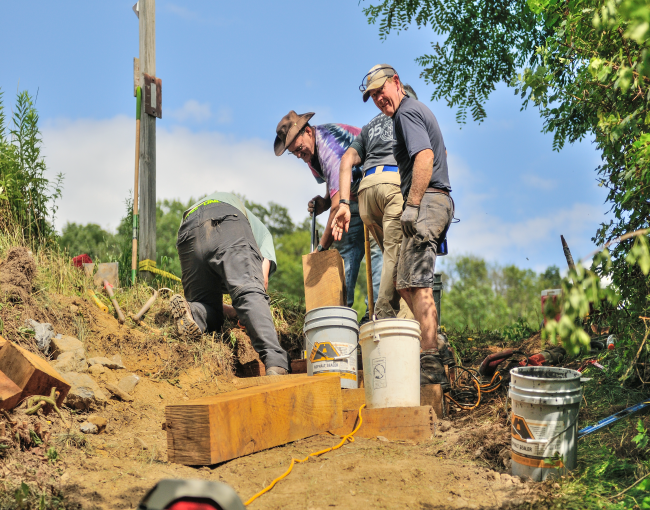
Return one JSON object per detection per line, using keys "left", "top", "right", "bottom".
{"left": 426, "top": 187, "right": 450, "bottom": 196}
{"left": 364, "top": 165, "right": 399, "bottom": 176}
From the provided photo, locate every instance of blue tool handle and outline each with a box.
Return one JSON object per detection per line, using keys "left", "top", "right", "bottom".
{"left": 578, "top": 400, "right": 650, "bottom": 439}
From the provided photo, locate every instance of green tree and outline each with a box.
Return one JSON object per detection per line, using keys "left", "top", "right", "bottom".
{"left": 58, "top": 222, "right": 116, "bottom": 260}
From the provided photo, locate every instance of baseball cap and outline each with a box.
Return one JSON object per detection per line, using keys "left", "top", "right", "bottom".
{"left": 360, "top": 64, "right": 396, "bottom": 102}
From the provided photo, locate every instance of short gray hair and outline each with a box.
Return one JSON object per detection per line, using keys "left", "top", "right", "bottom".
{"left": 402, "top": 83, "right": 418, "bottom": 100}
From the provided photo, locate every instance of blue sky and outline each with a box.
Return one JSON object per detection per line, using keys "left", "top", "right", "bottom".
{"left": 0, "top": 1, "right": 609, "bottom": 272}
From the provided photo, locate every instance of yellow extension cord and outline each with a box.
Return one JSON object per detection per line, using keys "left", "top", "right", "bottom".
{"left": 138, "top": 259, "right": 182, "bottom": 282}
{"left": 244, "top": 404, "right": 367, "bottom": 506}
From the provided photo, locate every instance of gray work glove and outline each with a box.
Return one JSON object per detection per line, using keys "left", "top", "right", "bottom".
{"left": 401, "top": 204, "right": 420, "bottom": 237}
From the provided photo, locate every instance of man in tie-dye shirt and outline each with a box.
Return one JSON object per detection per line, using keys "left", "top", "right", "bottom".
{"left": 274, "top": 111, "right": 382, "bottom": 312}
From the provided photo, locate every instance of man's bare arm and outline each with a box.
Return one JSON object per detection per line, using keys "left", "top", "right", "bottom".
{"left": 338, "top": 147, "right": 362, "bottom": 202}
{"left": 407, "top": 149, "right": 434, "bottom": 206}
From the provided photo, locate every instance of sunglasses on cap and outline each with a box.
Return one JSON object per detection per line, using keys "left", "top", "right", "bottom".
{"left": 359, "top": 66, "right": 396, "bottom": 92}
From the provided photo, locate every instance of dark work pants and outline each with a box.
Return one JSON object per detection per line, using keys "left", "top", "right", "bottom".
{"left": 176, "top": 202, "right": 289, "bottom": 370}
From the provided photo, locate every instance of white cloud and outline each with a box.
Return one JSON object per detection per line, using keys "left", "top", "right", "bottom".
{"left": 522, "top": 174, "right": 557, "bottom": 191}
{"left": 41, "top": 116, "right": 316, "bottom": 232}
{"left": 168, "top": 100, "right": 212, "bottom": 123}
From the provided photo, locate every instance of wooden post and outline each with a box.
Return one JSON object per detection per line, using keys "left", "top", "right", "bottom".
{"left": 138, "top": 0, "right": 156, "bottom": 280}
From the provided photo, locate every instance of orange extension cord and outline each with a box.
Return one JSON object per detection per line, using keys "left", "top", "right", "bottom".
{"left": 244, "top": 404, "right": 367, "bottom": 506}
{"left": 444, "top": 368, "right": 503, "bottom": 410}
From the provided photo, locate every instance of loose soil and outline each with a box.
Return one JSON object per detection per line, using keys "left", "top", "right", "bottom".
{"left": 0, "top": 254, "right": 536, "bottom": 509}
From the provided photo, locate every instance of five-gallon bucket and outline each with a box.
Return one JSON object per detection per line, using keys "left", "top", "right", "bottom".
{"left": 303, "top": 306, "right": 359, "bottom": 389}
{"left": 359, "top": 319, "right": 421, "bottom": 408}
{"left": 509, "top": 366, "right": 582, "bottom": 481}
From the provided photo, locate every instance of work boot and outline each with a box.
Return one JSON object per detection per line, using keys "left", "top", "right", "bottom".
{"left": 169, "top": 294, "right": 202, "bottom": 340}
{"left": 437, "top": 329, "right": 455, "bottom": 366}
{"left": 420, "top": 350, "right": 450, "bottom": 390}
{"left": 266, "top": 366, "right": 288, "bottom": 376}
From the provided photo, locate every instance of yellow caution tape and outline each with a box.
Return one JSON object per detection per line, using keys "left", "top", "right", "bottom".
{"left": 138, "top": 259, "right": 182, "bottom": 282}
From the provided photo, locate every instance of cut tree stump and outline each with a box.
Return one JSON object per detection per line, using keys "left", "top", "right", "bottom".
{"left": 0, "top": 337, "right": 71, "bottom": 409}
{"left": 165, "top": 374, "right": 343, "bottom": 465}
{"left": 0, "top": 371, "right": 22, "bottom": 410}
{"left": 302, "top": 250, "right": 346, "bottom": 312}
{"left": 330, "top": 406, "right": 435, "bottom": 442}
{"left": 420, "top": 384, "right": 446, "bottom": 418}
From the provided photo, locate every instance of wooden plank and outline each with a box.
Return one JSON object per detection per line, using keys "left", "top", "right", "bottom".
{"left": 138, "top": 0, "right": 157, "bottom": 280}
{"left": 330, "top": 406, "right": 434, "bottom": 442}
{"left": 165, "top": 375, "right": 343, "bottom": 465}
{"left": 133, "top": 57, "right": 140, "bottom": 97}
{"left": 0, "top": 337, "right": 70, "bottom": 408}
{"left": 302, "top": 250, "right": 346, "bottom": 312}
{"left": 232, "top": 374, "right": 308, "bottom": 390}
{"left": 420, "top": 384, "right": 446, "bottom": 419}
{"left": 0, "top": 371, "right": 22, "bottom": 410}
{"left": 342, "top": 388, "right": 366, "bottom": 411}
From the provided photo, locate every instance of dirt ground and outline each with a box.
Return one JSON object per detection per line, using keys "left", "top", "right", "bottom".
{"left": 0, "top": 255, "right": 537, "bottom": 509}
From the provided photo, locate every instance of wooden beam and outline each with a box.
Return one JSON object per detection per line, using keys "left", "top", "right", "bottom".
{"left": 165, "top": 375, "right": 343, "bottom": 465}
{"left": 330, "top": 406, "right": 435, "bottom": 442}
{"left": 232, "top": 374, "right": 308, "bottom": 390}
{"left": 342, "top": 388, "right": 366, "bottom": 411}
{"left": 420, "top": 384, "right": 446, "bottom": 419}
{"left": 0, "top": 371, "right": 22, "bottom": 410}
{"left": 302, "top": 250, "right": 346, "bottom": 311}
{"left": 0, "top": 338, "right": 70, "bottom": 409}
{"left": 138, "top": 0, "right": 156, "bottom": 279}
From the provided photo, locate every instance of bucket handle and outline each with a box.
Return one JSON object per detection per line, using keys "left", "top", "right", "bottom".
{"left": 373, "top": 332, "right": 380, "bottom": 343}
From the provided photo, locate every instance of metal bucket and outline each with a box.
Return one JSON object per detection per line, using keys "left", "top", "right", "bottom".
{"left": 509, "top": 366, "right": 582, "bottom": 481}
{"left": 359, "top": 319, "right": 421, "bottom": 408}
{"left": 303, "top": 306, "right": 359, "bottom": 389}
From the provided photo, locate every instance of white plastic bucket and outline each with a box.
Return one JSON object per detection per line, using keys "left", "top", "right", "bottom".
{"left": 509, "top": 366, "right": 582, "bottom": 481}
{"left": 303, "top": 306, "right": 359, "bottom": 389}
{"left": 359, "top": 319, "right": 421, "bottom": 408}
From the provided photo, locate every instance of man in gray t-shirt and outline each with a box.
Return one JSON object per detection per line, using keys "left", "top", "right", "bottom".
{"left": 332, "top": 91, "right": 418, "bottom": 320}
{"left": 360, "top": 64, "right": 454, "bottom": 389}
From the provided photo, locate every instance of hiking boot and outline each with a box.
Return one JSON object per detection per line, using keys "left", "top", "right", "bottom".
{"left": 266, "top": 366, "right": 288, "bottom": 376}
{"left": 437, "top": 330, "right": 455, "bottom": 366}
{"left": 420, "top": 350, "right": 450, "bottom": 390}
{"left": 169, "top": 294, "right": 202, "bottom": 340}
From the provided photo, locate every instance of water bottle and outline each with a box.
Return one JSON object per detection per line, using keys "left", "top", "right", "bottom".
{"left": 437, "top": 238, "right": 448, "bottom": 256}
{"left": 606, "top": 335, "right": 616, "bottom": 350}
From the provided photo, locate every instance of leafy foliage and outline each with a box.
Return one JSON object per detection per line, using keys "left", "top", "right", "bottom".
{"left": 362, "top": 0, "right": 549, "bottom": 123}
{"left": 440, "top": 255, "right": 561, "bottom": 330}
{"left": 0, "top": 89, "right": 63, "bottom": 245}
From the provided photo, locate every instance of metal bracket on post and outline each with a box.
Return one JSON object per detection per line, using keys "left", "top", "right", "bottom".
{"left": 143, "top": 73, "right": 162, "bottom": 118}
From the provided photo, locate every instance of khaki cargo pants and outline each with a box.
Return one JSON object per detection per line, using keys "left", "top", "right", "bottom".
{"left": 358, "top": 182, "right": 414, "bottom": 319}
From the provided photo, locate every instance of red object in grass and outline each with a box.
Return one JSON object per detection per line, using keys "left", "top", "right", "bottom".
{"left": 71, "top": 254, "right": 93, "bottom": 268}
{"left": 166, "top": 500, "right": 222, "bottom": 510}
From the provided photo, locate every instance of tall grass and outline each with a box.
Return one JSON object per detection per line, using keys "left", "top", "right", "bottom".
{"left": 0, "top": 88, "right": 63, "bottom": 247}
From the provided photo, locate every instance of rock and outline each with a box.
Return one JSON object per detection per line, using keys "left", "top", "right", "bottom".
{"left": 63, "top": 372, "right": 107, "bottom": 410}
{"left": 51, "top": 349, "right": 88, "bottom": 373}
{"left": 69, "top": 305, "right": 79, "bottom": 313}
{"left": 111, "top": 354, "right": 126, "bottom": 369}
{"left": 87, "top": 364, "right": 106, "bottom": 377}
{"left": 117, "top": 374, "right": 140, "bottom": 394}
{"left": 60, "top": 472, "right": 70, "bottom": 484}
{"left": 79, "top": 422, "right": 99, "bottom": 434}
{"left": 376, "top": 436, "right": 389, "bottom": 442}
{"left": 88, "top": 415, "right": 107, "bottom": 433}
{"left": 51, "top": 336, "right": 84, "bottom": 358}
{"left": 438, "top": 420, "right": 452, "bottom": 432}
{"left": 500, "top": 473, "right": 513, "bottom": 485}
{"left": 134, "top": 437, "right": 148, "bottom": 449}
{"left": 24, "top": 319, "right": 55, "bottom": 352}
{"left": 87, "top": 356, "right": 125, "bottom": 370}
{"left": 103, "top": 382, "right": 134, "bottom": 402}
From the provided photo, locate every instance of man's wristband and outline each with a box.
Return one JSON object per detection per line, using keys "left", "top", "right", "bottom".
{"left": 339, "top": 199, "right": 351, "bottom": 206}
{"left": 317, "top": 244, "right": 325, "bottom": 252}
